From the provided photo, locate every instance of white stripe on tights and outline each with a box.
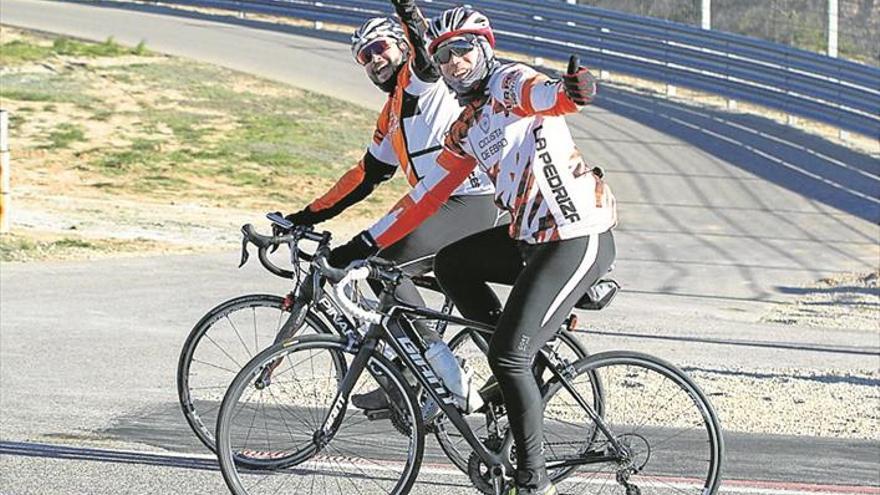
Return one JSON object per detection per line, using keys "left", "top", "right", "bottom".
{"left": 540, "top": 234, "right": 598, "bottom": 327}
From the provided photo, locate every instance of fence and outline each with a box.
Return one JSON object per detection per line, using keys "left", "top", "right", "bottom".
{"left": 146, "top": 0, "right": 880, "bottom": 137}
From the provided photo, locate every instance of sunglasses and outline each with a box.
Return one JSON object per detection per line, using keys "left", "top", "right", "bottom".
{"left": 357, "top": 38, "right": 393, "bottom": 65}
{"left": 432, "top": 37, "right": 477, "bottom": 64}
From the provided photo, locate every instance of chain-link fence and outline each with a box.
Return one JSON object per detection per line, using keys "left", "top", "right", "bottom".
{"left": 570, "top": 0, "right": 879, "bottom": 66}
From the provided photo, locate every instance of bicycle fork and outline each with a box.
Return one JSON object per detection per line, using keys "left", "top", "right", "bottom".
{"left": 313, "top": 336, "right": 379, "bottom": 448}
{"left": 255, "top": 288, "right": 313, "bottom": 389}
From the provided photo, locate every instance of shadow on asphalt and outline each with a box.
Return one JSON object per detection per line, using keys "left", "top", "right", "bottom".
{"left": 593, "top": 86, "right": 879, "bottom": 224}
{"left": 96, "top": 401, "right": 456, "bottom": 467}
{"left": 681, "top": 366, "right": 880, "bottom": 386}
{"left": 4, "top": 406, "right": 878, "bottom": 488}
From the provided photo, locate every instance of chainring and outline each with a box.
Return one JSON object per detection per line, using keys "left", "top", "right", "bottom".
{"left": 467, "top": 436, "right": 509, "bottom": 495}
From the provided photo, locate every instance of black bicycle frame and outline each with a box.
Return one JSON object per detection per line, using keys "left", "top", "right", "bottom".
{"left": 246, "top": 222, "right": 626, "bottom": 476}
{"left": 382, "top": 300, "right": 628, "bottom": 472}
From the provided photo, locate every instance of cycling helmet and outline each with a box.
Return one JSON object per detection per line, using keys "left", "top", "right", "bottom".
{"left": 351, "top": 17, "right": 409, "bottom": 92}
{"left": 426, "top": 7, "right": 496, "bottom": 97}
{"left": 351, "top": 17, "right": 407, "bottom": 63}
{"left": 426, "top": 6, "right": 495, "bottom": 54}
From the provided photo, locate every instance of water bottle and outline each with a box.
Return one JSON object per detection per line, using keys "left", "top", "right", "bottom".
{"left": 424, "top": 341, "right": 484, "bottom": 413}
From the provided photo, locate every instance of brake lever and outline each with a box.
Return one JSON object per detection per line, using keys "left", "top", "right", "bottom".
{"left": 239, "top": 233, "right": 251, "bottom": 268}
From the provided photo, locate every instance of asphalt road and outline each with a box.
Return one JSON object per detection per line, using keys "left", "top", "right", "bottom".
{"left": 1, "top": 1, "right": 878, "bottom": 494}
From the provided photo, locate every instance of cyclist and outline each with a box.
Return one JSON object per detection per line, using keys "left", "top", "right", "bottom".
{"left": 329, "top": 5, "right": 617, "bottom": 494}
{"left": 280, "top": 12, "right": 502, "bottom": 411}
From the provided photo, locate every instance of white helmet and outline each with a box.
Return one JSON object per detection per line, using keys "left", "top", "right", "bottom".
{"left": 426, "top": 6, "right": 496, "bottom": 97}
{"left": 426, "top": 6, "right": 495, "bottom": 55}
{"left": 351, "top": 17, "right": 406, "bottom": 63}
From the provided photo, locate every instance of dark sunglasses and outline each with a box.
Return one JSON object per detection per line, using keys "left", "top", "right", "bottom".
{"left": 432, "top": 37, "right": 477, "bottom": 64}
{"left": 357, "top": 38, "right": 393, "bottom": 65}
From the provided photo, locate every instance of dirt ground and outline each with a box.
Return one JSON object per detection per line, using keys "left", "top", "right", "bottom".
{"left": 0, "top": 25, "right": 386, "bottom": 261}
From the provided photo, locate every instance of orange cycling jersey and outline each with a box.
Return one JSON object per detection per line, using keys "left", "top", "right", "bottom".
{"left": 368, "top": 63, "right": 617, "bottom": 248}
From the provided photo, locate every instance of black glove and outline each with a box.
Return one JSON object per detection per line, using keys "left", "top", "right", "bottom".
{"left": 286, "top": 207, "right": 320, "bottom": 226}
{"left": 328, "top": 231, "right": 379, "bottom": 269}
{"left": 271, "top": 207, "right": 319, "bottom": 237}
{"left": 563, "top": 55, "right": 597, "bottom": 106}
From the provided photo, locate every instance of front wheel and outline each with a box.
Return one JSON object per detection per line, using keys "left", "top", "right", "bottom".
{"left": 542, "top": 351, "right": 724, "bottom": 495}
{"left": 216, "top": 335, "right": 425, "bottom": 495}
{"left": 176, "top": 294, "right": 334, "bottom": 457}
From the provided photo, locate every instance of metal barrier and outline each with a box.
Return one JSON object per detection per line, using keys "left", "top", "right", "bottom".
{"left": 151, "top": 0, "right": 879, "bottom": 137}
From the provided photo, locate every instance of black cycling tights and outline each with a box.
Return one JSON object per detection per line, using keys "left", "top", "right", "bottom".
{"left": 435, "top": 225, "right": 616, "bottom": 479}
{"left": 368, "top": 194, "right": 505, "bottom": 344}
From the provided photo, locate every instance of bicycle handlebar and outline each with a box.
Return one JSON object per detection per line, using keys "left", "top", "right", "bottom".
{"left": 321, "top": 260, "right": 384, "bottom": 324}
{"left": 239, "top": 223, "right": 328, "bottom": 279}
{"left": 239, "top": 219, "right": 401, "bottom": 323}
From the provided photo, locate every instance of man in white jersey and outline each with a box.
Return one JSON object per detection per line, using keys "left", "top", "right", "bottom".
{"left": 329, "top": 5, "right": 617, "bottom": 494}
{"left": 280, "top": 9, "right": 502, "bottom": 411}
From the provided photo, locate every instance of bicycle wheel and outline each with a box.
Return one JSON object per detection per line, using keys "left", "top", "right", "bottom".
{"left": 434, "top": 327, "right": 595, "bottom": 476}
{"left": 216, "top": 334, "right": 425, "bottom": 495}
{"left": 177, "top": 294, "right": 334, "bottom": 456}
{"left": 542, "top": 351, "right": 723, "bottom": 495}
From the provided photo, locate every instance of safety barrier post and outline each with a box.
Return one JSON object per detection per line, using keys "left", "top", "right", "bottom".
{"left": 664, "top": 25, "right": 676, "bottom": 97}
{"left": 827, "top": 0, "right": 838, "bottom": 57}
{"left": 701, "top": 0, "right": 711, "bottom": 30}
{"left": 1, "top": 109, "right": 10, "bottom": 233}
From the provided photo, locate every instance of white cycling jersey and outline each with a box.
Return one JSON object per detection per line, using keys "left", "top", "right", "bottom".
{"left": 369, "top": 66, "right": 494, "bottom": 197}
{"left": 368, "top": 62, "right": 617, "bottom": 248}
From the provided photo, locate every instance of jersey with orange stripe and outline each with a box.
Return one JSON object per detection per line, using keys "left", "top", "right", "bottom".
{"left": 369, "top": 64, "right": 494, "bottom": 195}
{"left": 368, "top": 63, "right": 617, "bottom": 248}
{"left": 306, "top": 58, "right": 494, "bottom": 219}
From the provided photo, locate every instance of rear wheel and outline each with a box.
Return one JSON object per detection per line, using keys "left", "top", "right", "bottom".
{"left": 542, "top": 351, "right": 724, "bottom": 494}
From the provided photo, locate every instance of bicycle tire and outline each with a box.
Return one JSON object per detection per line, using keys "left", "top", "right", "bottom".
{"left": 216, "top": 334, "right": 425, "bottom": 495}
{"left": 542, "top": 351, "right": 724, "bottom": 495}
{"left": 177, "top": 294, "right": 335, "bottom": 457}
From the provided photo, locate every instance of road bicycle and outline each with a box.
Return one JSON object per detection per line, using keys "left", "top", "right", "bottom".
{"left": 214, "top": 226, "right": 724, "bottom": 495}
{"left": 177, "top": 218, "right": 595, "bottom": 469}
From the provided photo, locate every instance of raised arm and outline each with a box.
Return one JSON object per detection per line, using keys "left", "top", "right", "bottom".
{"left": 391, "top": 0, "right": 440, "bottom": 82}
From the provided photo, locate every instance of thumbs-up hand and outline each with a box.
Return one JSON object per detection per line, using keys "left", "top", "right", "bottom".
{"left": 563, "top": 54, "right": 597, "bottom": 105}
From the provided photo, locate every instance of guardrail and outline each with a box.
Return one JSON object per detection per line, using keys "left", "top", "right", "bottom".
{"left": 149, "top": 0, "right": 879, "bottom": 137}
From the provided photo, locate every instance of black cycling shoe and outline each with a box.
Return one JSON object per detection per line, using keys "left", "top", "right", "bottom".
{"left": 351, "top": 388, "right": 391, "bottom": 410}
{"left": 507, "top": 483, "right": 556, "bottom": 495}
{"left": 508, "top": 470, "right": 556, "bottom": 495}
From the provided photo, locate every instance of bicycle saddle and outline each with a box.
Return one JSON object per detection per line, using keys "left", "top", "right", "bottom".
{"left": 574, "top": 278, "right": 620, "bottom": 311}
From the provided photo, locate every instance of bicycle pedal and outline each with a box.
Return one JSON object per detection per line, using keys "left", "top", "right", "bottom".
{"left": 363, "top": 408, "right": 392, "bottom": 421}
